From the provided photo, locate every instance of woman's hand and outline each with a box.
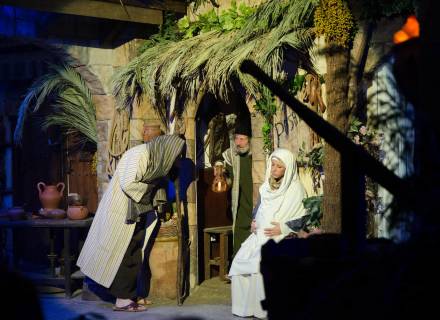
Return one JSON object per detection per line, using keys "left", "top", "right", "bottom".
{"left": 264, "top": 221, "right": 281, "bottom": 237}
{"left": 251, "top": 219, "right": 257, "bottom": 234}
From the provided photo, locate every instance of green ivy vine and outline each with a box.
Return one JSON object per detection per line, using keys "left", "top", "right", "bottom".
{"left": 138, "top": 2, "right": 256, "bottom": 54}
{"left": 290, "top": 74, "right": 306, "bottom": 96}
{"left": 254, "top": 86, "right": 277, "bottom": 155}
{"left": 303, "top": 195, "right": 323, "bottom": 229}
{"left": 177, "top": 1, "right": 255, "bottom": 38}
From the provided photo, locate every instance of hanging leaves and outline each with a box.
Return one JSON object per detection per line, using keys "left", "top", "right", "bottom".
{"left": 178, "top": 1, "right": 256, "bottom": 38}
{"left": 255, "top": 86, "right": 277, "bottom": 154}
{"left": 303, "top": 195, "right": 323, "bottom": 228}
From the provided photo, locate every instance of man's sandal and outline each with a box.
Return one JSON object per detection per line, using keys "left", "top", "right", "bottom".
{"left": 113, "top": 302, "right": 147, "bottom": 312}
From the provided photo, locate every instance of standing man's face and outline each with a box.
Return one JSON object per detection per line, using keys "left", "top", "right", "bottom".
{"left": 234, "top": 134, "right": 249, "bottom": 148}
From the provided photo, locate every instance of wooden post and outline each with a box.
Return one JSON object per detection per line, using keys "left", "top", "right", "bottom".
{"left": 174, "top": 178, "right": 184, "bottom": 305}
{"left": 219, "top": 233, "right": 227, "bottom": 280}
{"left": 204, "top": 231, "right": 211, "bottom": 280}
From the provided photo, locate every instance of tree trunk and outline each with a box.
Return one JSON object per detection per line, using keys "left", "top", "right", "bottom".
{"left": 322, "top": 46, "right": 351, "bottom": 233}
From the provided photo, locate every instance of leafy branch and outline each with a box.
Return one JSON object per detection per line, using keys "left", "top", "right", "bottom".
{"left": 297, "top": 142, "right": 324, "bottom": 194}
{"left": 177, "top": 1, "right": 255, "bottom": 38}
{"left": 303, "top": 195, "right": 323, "bottom": 229}
{"left": 254, "top": 86, "right": 277, "bottom": 154}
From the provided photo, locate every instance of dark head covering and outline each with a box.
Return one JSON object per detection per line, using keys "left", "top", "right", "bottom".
{"left": 234, "top": 112, "right": 252, "bottom": 137}
{"left": 126, "top": 135, "right": 185, "bottom": 223}
{"left": 141, "top": 134, "right": 185, "bottom": 182}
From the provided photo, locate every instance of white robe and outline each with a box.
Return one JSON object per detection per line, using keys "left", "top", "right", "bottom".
{"left": 229, "top": 148, "right": 307, "bottom": 319}
{"left": 229, "top": 204, "right": 275, "bottom": 318}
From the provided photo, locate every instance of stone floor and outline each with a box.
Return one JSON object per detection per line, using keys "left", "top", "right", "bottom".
{"left": 40, "top": 277, "right": 239, "bottom": 320}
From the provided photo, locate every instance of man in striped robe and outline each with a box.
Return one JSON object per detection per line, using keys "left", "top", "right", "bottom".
{"left": 77, "top": 135, "right": 185, "bottom": 312}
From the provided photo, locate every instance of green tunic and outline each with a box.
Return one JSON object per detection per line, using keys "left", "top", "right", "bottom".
{"left": 233, "top": 154, "right": 253, "bottom": 254}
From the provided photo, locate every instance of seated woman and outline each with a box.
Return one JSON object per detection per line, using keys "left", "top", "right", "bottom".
{"left": 228, "top": 148, "right": 309, "bottom": 319}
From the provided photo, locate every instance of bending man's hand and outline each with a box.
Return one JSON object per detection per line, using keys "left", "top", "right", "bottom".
{"left": 264, "top": 221, "right": 281, "bottom": 237}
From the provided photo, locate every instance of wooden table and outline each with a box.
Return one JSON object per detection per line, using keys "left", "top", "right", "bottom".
{"left": 0, "top": 217, "right": 93, "bottom": 298}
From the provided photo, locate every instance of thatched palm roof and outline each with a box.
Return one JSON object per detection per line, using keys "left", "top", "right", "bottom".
{"left": 113, "top": 0, "right": 317, "bottom": 115}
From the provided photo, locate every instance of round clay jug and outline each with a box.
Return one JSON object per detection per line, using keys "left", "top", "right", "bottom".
{"left": 143, "top": 124, "right": 162, "bottom": 142}
{"left": 67, "top": 205, "right": 89, "bottom": 220}
{"left": 37, "top": 182, "right": 65, "bottom": 210}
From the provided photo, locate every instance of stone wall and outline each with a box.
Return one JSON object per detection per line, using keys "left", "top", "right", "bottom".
{"left": 67, "top": 39, "right": 143, "bottom": 199}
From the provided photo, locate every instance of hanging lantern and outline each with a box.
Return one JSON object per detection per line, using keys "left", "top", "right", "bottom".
{"left": 211, "top": 163, "right": 228, "bottom": 193}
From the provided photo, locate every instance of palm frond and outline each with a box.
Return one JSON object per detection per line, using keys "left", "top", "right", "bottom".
{"left": 14, "top": 64, "right": 97, "bottom": 146}
{"left": 112, "top": 0, "right": 318, "bottom": 116}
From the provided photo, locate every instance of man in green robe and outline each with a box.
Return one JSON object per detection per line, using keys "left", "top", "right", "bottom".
{"left": 217, "top": 116, "right": 253, "bottom": 255}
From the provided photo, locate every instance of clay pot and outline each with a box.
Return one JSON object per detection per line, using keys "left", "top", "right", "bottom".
{"left": 67, "top": 205, "right": 89, "bottom": 220}
{"left": 143, "top": 124, "right": 162, "bottom": 142}
{"left": 67, "top": 193, "right": 87, "bottom": 206}
{"left": 7, "top": 206, "right": 27, "bottom": 221}
{"left": 37, "top": 182, "right": 65, "bottom": 210}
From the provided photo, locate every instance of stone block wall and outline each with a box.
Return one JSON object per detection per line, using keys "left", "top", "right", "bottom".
{"left": 67, "top": 39, "right": 143, "bottom": 200}
{"left": 250, "top": 112, "right": 266, "bottom": 204}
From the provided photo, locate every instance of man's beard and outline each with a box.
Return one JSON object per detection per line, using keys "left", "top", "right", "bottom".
{"left": 235, "top": 143, "right": 250, "bottom": 155}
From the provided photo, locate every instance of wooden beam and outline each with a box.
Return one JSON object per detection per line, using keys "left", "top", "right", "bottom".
{"left": 0, "top": 0, "right": 163, "bottom": 24}
{"left": 102, "top": 0, "right": 187, "bottom": 14}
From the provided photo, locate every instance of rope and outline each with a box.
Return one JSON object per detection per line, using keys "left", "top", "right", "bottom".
{"left": 106, "top": 108, "right": 130, "bottom": 177}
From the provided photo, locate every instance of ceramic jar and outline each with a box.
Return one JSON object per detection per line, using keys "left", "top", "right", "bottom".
{"left": 37, "top": 182, "right": 65, "bottom": 210}
{"left": 67, "top": 193, "right": 85, "bottom": 206}
{"left": 67, "top": 205, "right": 89, "bottom": 220}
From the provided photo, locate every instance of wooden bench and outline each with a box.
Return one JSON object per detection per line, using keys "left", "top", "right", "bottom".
{"left": 203, "top": 225, "right": 232, "bottom": 281}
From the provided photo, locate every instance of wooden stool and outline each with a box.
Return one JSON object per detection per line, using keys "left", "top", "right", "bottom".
{"left": 203, "top": 225, "right": 232, "bottom": 281}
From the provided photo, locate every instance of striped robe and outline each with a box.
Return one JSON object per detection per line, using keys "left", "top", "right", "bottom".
{"left": 77, "top": 136, "right": 184, "bottom": 288}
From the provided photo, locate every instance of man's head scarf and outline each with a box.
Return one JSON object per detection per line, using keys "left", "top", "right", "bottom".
{"left": 140, "top": 134, "right": 185, "bottom": 182}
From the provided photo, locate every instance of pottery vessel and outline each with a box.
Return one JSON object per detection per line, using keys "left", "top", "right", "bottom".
{"left": 67, "top": 193, "right": 87, "bottom": 206}
{"left": 37, "top": 182, "right": 65, "bottom": 210}
{"left": 67, "top": 205, "right": 89, "bottom": 220}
